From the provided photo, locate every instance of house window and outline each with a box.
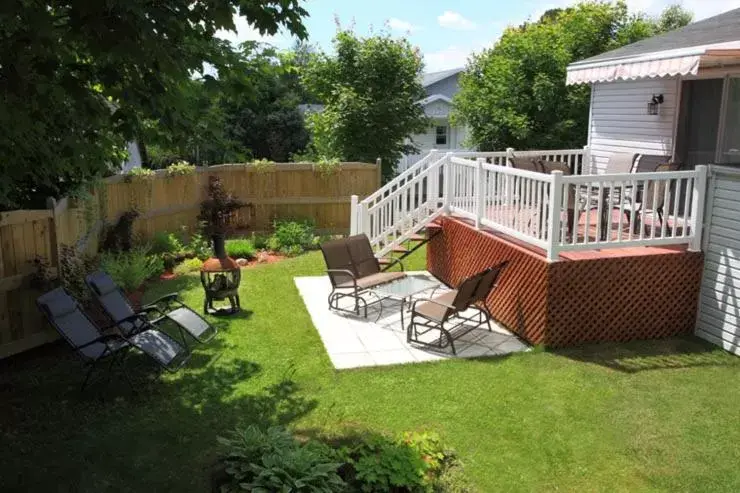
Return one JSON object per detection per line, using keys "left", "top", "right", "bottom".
{"left": 435, "top": 125, "right": 448, "bottom": 146}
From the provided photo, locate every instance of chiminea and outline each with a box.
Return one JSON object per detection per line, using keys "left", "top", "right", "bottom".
{"left": 200, "top": 234, "right": 241, "bottom": 315}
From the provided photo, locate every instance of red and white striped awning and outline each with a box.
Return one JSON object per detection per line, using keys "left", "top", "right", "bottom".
{"left": 567, "top": 41, "right": 740, "bottom": 85}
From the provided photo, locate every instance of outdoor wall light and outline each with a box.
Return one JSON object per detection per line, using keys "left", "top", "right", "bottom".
{"left": 647, "top": 94, "right": 664, "bottom": 115}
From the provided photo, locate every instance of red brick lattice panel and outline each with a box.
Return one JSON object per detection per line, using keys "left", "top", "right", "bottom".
{"left": 427, "top": 217, "right": 704, "bottom": 347}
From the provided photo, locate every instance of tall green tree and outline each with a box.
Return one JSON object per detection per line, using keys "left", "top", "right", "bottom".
{"left": 302, "top": 30, "right": 429, "bottom": 179}
{"left": 453, "top": 2, "right": 692, "bottom": 151}
{"left": 0, "top": 0, "right": 307, "bottom": 209}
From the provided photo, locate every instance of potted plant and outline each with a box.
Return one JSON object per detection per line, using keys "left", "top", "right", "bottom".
{"left": 198, "top": 175, "right": 251, "bottom": 257}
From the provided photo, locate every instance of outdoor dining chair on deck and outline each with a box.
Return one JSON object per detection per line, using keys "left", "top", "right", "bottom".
{"left": 86, "top": 271, "right": 217, "bottom": 347}
{"left": 37, "top": 287, "right": 190, "bottom": 393}
{"left": 320, "top": 234, "right": 405, "bottom": 317}
{"left": 407, "top": 261, "right": 508, "bottom": 355}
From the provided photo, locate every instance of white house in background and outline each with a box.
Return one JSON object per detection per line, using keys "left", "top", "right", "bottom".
{"left": 399, "top": 68, "right": 474, "bottom": 172}
{"left": 566, "top": 7, "right": 740, "bottom": 355}
{"left": 121, "top": 141, "right": 142, "bottom": 173}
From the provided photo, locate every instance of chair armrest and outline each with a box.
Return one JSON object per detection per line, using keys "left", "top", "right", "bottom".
{"left": 77, "top": 333, "right": 123, "bottom": 351}
{"left": 326, "top": 269, "right": 357, "bottom": 288}
{"left": 145, "top": 293, "right": 181, "bottom": 309}
{"left": 114, "top": 313, "right": 152, "bottom": 335}
{"left": 411, "top": 297, "right": 456, "bottom": 312}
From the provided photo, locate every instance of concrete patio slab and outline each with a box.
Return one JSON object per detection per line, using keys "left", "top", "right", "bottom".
{"left": 294, "top": 271, "right": 529, "bottom": 369}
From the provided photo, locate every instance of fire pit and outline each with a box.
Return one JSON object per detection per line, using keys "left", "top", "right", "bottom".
{"left": 200, "top": 255, "right": 241, "bottom": 315}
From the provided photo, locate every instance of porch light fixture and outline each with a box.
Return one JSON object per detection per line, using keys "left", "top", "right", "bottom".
{"left": 647, "top": 94, "right": 664, "bottom": 115}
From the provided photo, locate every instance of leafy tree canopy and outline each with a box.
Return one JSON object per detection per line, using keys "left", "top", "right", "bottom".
{"left": 302, "top": 30, "right": 429, "bottom": 179}
{"left": 452, "top": 1, "right": 693, "bottom": 151}
{"left": 0, "top": 0, "right": 307, "bottom": 209}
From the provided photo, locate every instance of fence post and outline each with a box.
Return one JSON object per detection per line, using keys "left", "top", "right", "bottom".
{"left": 350, "top": 194, "right": 359, "bottom": 235}
{"left": 475, "top": 158, "right": 485, "bottom": 229}
{"left": 582, "top": 145, "right": 591, "bottom": 175}
{"left": 376, "top": 157, "right": 382, "bottom": 186}
{"left": 689, "top": 164, "right": 708, "bottom": 252}
{"left": 444, "top": 153, "right": 454, "bottom": 214}
{"left": 546, "top": 171, "right": 563, "bottom": 261}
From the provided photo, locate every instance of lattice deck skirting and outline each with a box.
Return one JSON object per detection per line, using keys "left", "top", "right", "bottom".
{"left": 427, "top": 217, "right": 704, "bottom": 347}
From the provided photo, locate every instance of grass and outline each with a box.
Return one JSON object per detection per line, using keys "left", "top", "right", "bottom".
{"left": 2, "top": 248, "right": 740, "bottom": 492}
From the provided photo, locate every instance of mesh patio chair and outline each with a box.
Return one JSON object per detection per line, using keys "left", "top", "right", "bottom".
{"left": 86, "top": 271, "right": 217, "bottom": 346}
{"left": 407, "top": 262, "right": 508, "bottom": 355}
{"left": 37, "top": 287, "right": 190, "bottom": 393}
{"left": 320, "top": 235, "right": 405, "bottom": 317}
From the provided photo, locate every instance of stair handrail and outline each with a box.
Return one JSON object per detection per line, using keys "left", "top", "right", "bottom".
{"left": 360, "top": 149, "right": 443, "bottom": 207}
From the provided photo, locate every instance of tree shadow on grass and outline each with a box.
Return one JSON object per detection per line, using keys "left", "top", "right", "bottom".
{"left": 0, "top": 337, "right": 318, "bottom": 492}
{"left": 550, "top": 335, "right": 740, "bottom": 374}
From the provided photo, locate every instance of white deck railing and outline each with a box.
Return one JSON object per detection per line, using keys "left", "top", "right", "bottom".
{"left": 351, "top": 148, "right": 707, "bottom": 260}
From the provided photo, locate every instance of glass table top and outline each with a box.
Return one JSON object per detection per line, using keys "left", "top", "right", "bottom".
{"left": 369, "top": 274, "right": 440, "bottom": 299}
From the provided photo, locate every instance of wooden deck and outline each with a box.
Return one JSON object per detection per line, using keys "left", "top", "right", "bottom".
{"left": 427, "top": 216, "right": 704, "bottom": 348}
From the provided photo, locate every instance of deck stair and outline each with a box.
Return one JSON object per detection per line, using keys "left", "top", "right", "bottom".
{"left": 377, "top": 223, "right": 441, "bottom": 271}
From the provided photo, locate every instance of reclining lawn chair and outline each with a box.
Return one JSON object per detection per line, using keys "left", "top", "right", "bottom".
{"left": 37, "top": 287, "right": 190, "bottom": 393}
{"left": 85, "top": 271, "right": 217, "bottom": 346}
{"left": 407, "top": 261, "right": 508, "bottom": 355}
{"left": 320, "top": 234, "right": 405, "bottom": 317}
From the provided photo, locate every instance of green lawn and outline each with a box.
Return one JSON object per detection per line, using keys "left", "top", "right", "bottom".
{"left": 2, "top": 249, "right": 740, "bottom": 492}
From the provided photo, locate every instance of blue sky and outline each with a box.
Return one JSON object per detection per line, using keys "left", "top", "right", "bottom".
{"left": 218, "top": 0, "right": 738, "bottom": 73}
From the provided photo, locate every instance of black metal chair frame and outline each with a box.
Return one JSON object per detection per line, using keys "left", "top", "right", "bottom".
{"left": 322, "top": 236, "right": 404, "bottom": 318}
{"left": 86, "top": 272, "right": 217, "bottom": 347}
{"left": 37, "top": 291, "right": 190, "bottom": 394}
{"left": 407, "top": 262, "right": 508, "bottom": 355}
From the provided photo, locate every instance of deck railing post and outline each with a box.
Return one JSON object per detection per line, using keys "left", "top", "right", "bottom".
{"left": 505, "top": 148, "right": 515, "bottom": 206}
{"left": 582, "top": 145, "right": 591, "bottom": 175}
{"left": 689, "top": 164, "right": 708, "bottom": 252}
{"left": 546, "top": 171, "right": 563, "bottom": 261}
{"left": 443, "top": 152, "right": 454, "bottom": 214}
{"left": 350, "top": 194, "right": 359, "bottom": 235}
{"left": 475, "top": 158, "right": 485, "bottom": 229}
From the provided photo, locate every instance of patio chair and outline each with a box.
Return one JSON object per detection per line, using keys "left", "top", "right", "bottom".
{"left": 407, "top": 262, "right": 508, "bottom": 355}
{"left": 320, "top": 235, "right": 405, "bottom": 317}
{"left": 37, "top": 287, "right": 190, "bottom": 392}
{"left": 85, "top": 271, "right": 217, "bottom": 346}
{"left": 628, "top": 162, "right": 682, "bottom": 235}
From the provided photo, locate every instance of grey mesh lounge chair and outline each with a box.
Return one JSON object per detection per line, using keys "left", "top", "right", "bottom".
{"left": 85, "top": 271, "right": 216, "bottom": 345}
{"left": 320, "top": 234, "right": 405, "bottom": 317}
{"left": 37, "top": 288, "right": 190, "bottom": 392}
{"left": 407, "top": 262, "right": 508, "bottom": 355}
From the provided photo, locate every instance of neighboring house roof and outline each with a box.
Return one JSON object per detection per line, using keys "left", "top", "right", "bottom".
{"left": 422, "top": 68, "right": 464, "bottom": 87}
{"left": 417, "top": 94, "right": 453, "bottom": 106}
{"left": 567, "top": 8, "right": 740, "bottom": 85}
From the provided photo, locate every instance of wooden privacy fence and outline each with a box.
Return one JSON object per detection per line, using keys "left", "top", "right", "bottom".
{"left": 0, "top": 161, "right": 380, "bottom": 358}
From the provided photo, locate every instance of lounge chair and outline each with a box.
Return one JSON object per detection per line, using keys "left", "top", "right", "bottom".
{"left": 320, "top": 234, "right": 405, "bottom": 317}
{"left": 407, "top": 262, "right": 508, "bottom": 355}
{"left": 37, "top": 287, "right": 190, "bottom": 392}
{"left": 85, "top": 271, "right": 217, "bottom": 346}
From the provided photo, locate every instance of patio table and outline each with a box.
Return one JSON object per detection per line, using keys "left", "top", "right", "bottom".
{"left": 368, "top": 275, "right": 440, "bottom": 328}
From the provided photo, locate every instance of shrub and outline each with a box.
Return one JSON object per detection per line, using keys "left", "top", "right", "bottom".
{"left": 124, "top": 167, "right": 156, "bottom": 182}
{"left": 268, "top": 219, "right": 315, "bottom": 255}
{"left": 99, "top": 247, "right": 163, "bottom": 292}
{"left": 165, "top": 160, "right": 196, "bottom": 177}
{"left": 218, "top": 426, "right": 346, "bottom": 493}
{"left": 150, "top": 231, "right": 183, "bottom": 255}
{"left": 173, "top": 257, "right": 203, "bottom": 275}
{"left": 225, "top": 238, "right": 256, "bottom": 259}
{"left": 251, "top": 233, "right": 270, "bottom": 250}
{"left": 57, "top": 245, "right": 99, "bottom": 304}
{"left": 177, "top": 230, "right": 212, "bottom": 260}
{"left": 101, "top": 210, "right": 140, "bottom": 253}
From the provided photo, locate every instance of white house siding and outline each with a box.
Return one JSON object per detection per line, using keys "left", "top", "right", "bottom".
{"left": 424, "top": 74, "right": 460, "bottom": 100}
{"left": 695, "top": 166, "right": 740, "bottom": 356}
{"left": 589, "top": 78, "right": 679, "bottom": 173}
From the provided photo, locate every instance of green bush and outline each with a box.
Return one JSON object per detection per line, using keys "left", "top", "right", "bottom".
{"left": 225, "top": 238, "right": 256, "bottom": 259}
{"left": 218, "top": 426, "right": 346, "bottom": 493}
{"left": 268, "top": 219, "right": 315, "bottom": 255}
{"left": 150, "top": 231, "right": 183, "bottom": 255}
{"left": 99, "top": 247, "right": 163, "bottom": 292}
{"left": 165, "top": 160, "right": 196, "bottom": 177}
{"left": 179, "top": 231, "right": 212, "bottom": 260}
{"left": 173, "top": 257, "right": 203, "bottom": 275}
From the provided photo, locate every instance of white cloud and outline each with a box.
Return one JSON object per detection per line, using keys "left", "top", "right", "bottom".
{"left": 387, "top": 17, "right": 420, "bottom": 33}
{"left": 424, "top": 46, "right": 473, "bottom": 72}
{"left": 437, "top": 11, "right": 477, "bottom": 31}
